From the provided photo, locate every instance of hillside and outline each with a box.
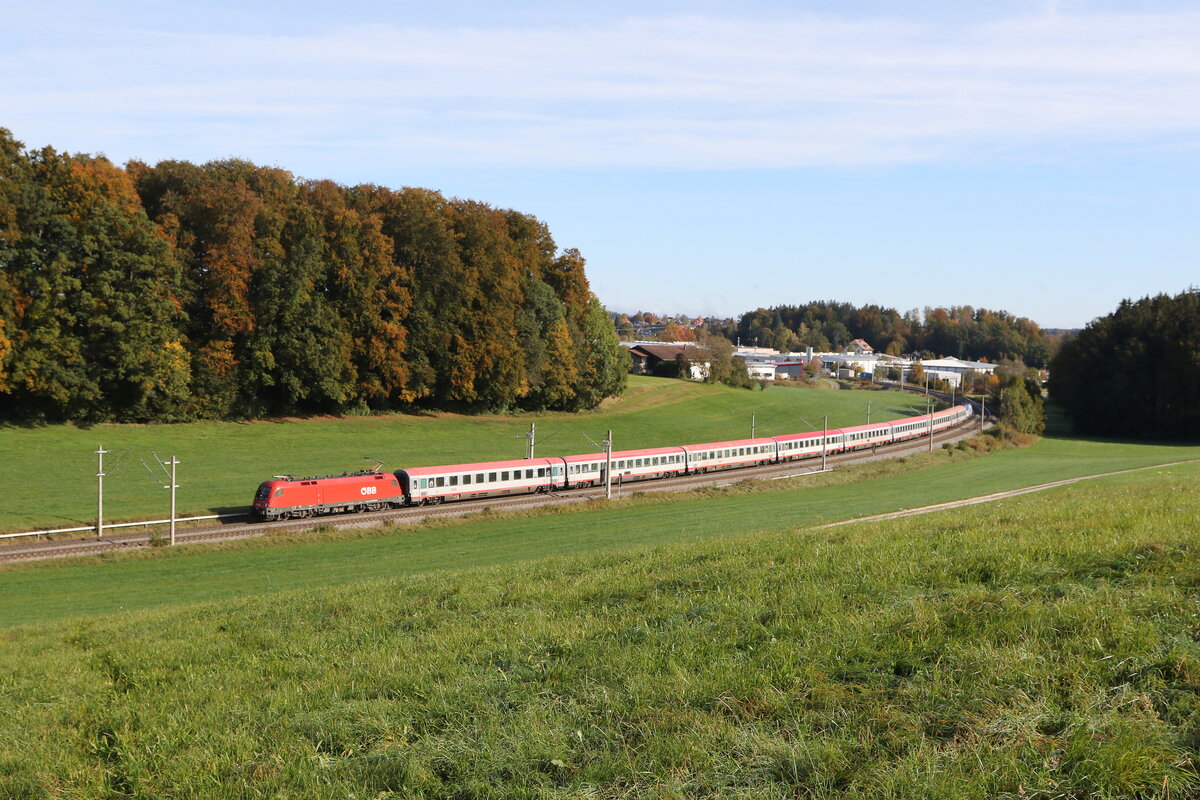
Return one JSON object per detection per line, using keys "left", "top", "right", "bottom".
{"left": 1, "top": 456, "right": 1198, "bottom": 798}
{"left": 0, "top": 376, "right": 917, "bottom": 532}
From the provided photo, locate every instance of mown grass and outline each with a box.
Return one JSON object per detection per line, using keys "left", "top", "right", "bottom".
{"left": 0, "top": 377, "right": 919, "bottom": 531}
{"left": 3, "top": 432, "right": 1198, "bottom": 629}
{"left": 2, "top": 461, "right": 1198, "bottom": 798}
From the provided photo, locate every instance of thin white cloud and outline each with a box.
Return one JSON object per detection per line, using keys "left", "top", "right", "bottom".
{"left": 3, "top": 8, "right": 1200, "bottom": 168}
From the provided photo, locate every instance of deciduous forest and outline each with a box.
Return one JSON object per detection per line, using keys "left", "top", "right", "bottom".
{"left": 0, "top": 129, "right": 628, "bottom": 422}
{"left": 727, "top": 302, "right": 1055, "bottom": 365}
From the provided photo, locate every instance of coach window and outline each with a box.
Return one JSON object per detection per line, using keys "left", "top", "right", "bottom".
{"left": 420, "top": 478, "right": 428, "bottom": 489}
{"left": 436, "top": 477, "right": 445, "bottom": 487}
{"left": 464, "top": 475, "right": 472, "bottom": 485}
{"left": 501, "top": 471, "right": 509, "bottom": 481}
{"left": 488, "top": 472, "right": 496, "bottom": 482}
{"left": 450, "top": 475, "right": 458, "bottom": 486}
{"left": 477, "top": 473, "right": 485, "bottom": 483}
{"left": 538, "top": 468, "right": 546, "bottom": 477}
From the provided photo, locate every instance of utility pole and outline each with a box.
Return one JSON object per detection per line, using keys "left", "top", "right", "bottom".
{"left": 867, "top": 401, "right": 872, "bottom": 425}
{"left": 928, "top": 399, "right": 935, "bottom": 452}
{"left": 167, "top": 456, "right": 179, "bottom": 546}
{"left": 604, "top": 430, "right": 613, "bottom": 500}
{"left": 822, "top": 415, "right": 828, "bottom": 472}
{"left": 980, "top": 395, "right": 986, "bottom": 432}
{"left": 143, "top": 453, "right": 181, "bottom": 545}
{"left": 527, "top": 422, "right": 536, "bottom": 459}
{"left": 751, "top": 412, "right": 757, "bottom": 439}
{"left": 96, "top": 445, "right": 109, "bottom": 538}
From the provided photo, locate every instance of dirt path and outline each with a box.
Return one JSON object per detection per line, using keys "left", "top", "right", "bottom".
{"left": 817, "top": 459, "right": 1200, "bottom": 529}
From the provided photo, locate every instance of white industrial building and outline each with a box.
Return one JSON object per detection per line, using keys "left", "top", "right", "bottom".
{"left": 731, "top": 345, "right": 997, "bottom": 387}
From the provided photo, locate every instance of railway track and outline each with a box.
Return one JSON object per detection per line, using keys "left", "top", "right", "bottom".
{"left": 0, "top": 417, "right": 987, "bottom": 564}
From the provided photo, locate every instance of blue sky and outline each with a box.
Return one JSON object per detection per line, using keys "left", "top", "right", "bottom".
{"left": 3, "top": 1, "right": 1198, "bottom": 329}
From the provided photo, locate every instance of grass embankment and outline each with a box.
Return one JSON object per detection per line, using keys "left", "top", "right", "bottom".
{"left": 3, "top": 434, "right": 1198, "bottom": 628}
{"left": 2, "top": 461, "right": 1199, "bottom": 798}
{"left": 0, "top": 377, "right": 917, "bottom": 532}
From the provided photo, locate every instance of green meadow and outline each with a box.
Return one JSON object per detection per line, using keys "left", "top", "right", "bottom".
{"left": 2, "top": 432, "right": 1197, "bottom": 628}
{"left": 5, "top": 378, "right": 1200, "bottom": 797}
{"left": 1, "top": 446, "right": 1198, "bottom": 798}
{"left": 0, "top": 377, "right": 923, "bottom": 532}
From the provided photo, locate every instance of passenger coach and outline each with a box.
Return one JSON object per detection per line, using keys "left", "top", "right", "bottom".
{"left": 396, "top": 458, "right": 561, "bottom": 505}
{"left": 252, "top": 403, "right": 975, "bottom": 520}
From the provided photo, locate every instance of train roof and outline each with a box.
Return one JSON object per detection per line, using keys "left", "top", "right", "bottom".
{"left": 838, "top": 421, "right": 901, "bottom": 434}
{"left": 257, "top": 470, "right": 390, "bottom": 486}
{"left": 680, "top": 436, "right": 778, "bottom": 451}
{"left": 770, "top": 429, "right": 828, "bottom": 442}
{"left": 397, "top": 457, "right": 557, "bottom": 476}
{"left": 563, "top": 445, "right": 687, "bottom": 463}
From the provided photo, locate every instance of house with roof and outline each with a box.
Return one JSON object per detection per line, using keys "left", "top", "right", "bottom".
{"left": 626, "top": 343, "right": 711, "bottom": 380}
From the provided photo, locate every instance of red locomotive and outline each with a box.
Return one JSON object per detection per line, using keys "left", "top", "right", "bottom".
{"left": 252, "top": 470, "right": 405, "bottom": 521}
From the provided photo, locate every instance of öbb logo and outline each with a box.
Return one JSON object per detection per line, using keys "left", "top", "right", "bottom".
{"left": 360, "top": 486, "right": 378, "bottom": 496}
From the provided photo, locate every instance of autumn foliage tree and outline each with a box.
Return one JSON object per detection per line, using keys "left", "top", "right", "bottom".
{"left": 0, "top": 130, "right": 627, "bottom": 421}
{"left": 726, "top": 301, "right": 1052, "bottom": 366}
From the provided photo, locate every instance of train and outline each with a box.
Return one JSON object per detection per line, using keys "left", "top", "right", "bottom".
{"left": 251, "top": 403, "right": 974, "bottom": 521}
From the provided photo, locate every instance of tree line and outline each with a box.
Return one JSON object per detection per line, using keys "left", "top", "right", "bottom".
{"left": 0, "top": 129, "right": 629, "bottom": 422}
{"left": 1051, "top": 290, "right": 1200, "bottom": 440}
{"left": 724, "top": 302, "right": 1055, "bottom": 366}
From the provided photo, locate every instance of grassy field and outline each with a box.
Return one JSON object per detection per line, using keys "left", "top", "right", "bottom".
{"left": 1, "top": 453, "right": 1198, "bottom": 798}
{"left": 2, "top": 433, "right": 1197, "bottom": 629}
{"left": 0, "top": 377, "right": 921, "bottom": 532}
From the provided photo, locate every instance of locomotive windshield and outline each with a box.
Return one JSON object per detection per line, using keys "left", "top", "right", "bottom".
{"left": 254, "top": 484, "right": 270, "bottom": 501}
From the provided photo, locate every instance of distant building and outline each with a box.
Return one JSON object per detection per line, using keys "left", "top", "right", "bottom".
{"left": 626, "top": 343, "right": 711, "bottom": 380}
{"left": 918, "top": 357, "right": 996, "bottom": 388}
{"left": 820, "top": 352, "right": 883, "bottom": 375}
{"left": 847, "top": 339, "right": 875, "bottom": 355}
{"left": 745, "top": 362, "right": 777, "bottom": 381}
{"left": 774, "top": 361, "right": 807, "bottom": 380}
{"left": 732, "top": 346, "right": 780, "bottom": 357}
